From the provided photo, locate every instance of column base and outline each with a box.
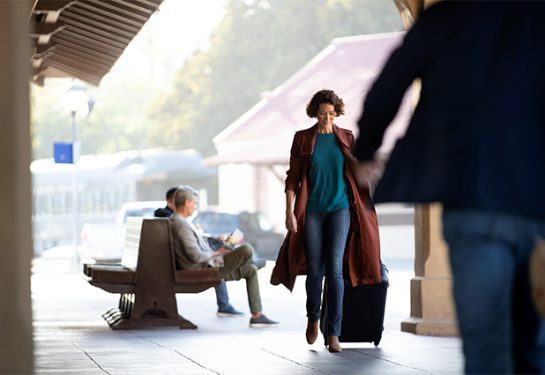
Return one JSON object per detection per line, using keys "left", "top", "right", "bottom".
{"left": 401, "top": 317, "right": 458, "bottom": 336}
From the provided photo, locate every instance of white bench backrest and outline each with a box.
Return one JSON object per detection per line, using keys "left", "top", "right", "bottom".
{"left": 121, "top": 217, "right": 144, "bottom": 270}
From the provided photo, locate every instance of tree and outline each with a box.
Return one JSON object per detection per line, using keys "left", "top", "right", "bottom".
{"left": 147, "top": 0, "right": 402, "bottom": 156}
{"left": 31, "top": 74, "right": 162, "bottom": 160}
{"left": 30, "top": 0, "right": 401, "bottom": 160}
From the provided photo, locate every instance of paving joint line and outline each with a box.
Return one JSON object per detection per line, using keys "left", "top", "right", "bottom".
{"left": 64, "top": 336, "right": 112, "bottom": 375}
{"left": 258, "top": 347, "right": 332, "bottom": 375}
{"left": 219, "top": 333, "right": 331, "bottom": 374}
{"left": 204, "top": 333, "right": 330, "bottom": 374}
{"left": 132, "top": 333, "right": 221, "bottom": 375}
{"left": 352, "top": 349, "right": 432, "bottom": 374}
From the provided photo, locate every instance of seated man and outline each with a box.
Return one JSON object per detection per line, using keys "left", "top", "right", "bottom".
{"left": 170, "top": 185, "right": 278, "bottom": 327}
{"left": 156, "top": 186, "right": 242, "bottom": 316}
{"left": 154, "top": 187, "right": 177, "bottom": 218}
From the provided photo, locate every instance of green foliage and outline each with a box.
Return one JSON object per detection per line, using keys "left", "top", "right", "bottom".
{"left": 147, "top": 0, "right": 402, "bottom": 156}
{"left": 31, "top": 73, "right": 161, "bottom": 159}
{"left": 31, "top": 0, "right": 401, "bottom": 160}
{"left": 31, "top": 84, "right": 71, "bottom": 159}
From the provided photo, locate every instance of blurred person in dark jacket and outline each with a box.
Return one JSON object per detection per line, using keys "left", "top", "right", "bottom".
{"left": 354, "top": 1, "right": 545, "bottom": 373}
{"left": 154, "top": 187, "right": 177, "bottom": 218}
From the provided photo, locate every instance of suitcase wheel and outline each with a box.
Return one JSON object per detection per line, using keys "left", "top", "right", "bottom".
{"left": 373, "top": 340, "right": 380, "bottom": 347}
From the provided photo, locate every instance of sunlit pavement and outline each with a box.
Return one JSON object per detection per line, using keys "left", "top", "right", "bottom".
{"left": 32, "top": 255, "right": 463, "bottom": 375}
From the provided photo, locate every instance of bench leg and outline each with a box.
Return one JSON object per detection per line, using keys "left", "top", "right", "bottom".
{"left": 102, "top": 293, "right": 198, "bottom": 330}
{"left": 177, "top": 315, "right": 198, "bottom": 330}
{"left": 102, "top": 294, "right": 131, "bottom": 326}
{"left": 106, "top": 314, "right": 197, "bottom": 330}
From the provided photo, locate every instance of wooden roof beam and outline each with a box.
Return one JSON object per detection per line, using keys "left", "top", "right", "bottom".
{"left": 32, "top": 58, "right": 43, "bottom": 69}
{"left": 133, "top": 0, "right": 163, "bottom": 9}
{"left": 35, "top": 42, "right": 57, "bottom": 57}
{"left": 49, "top": 60, "right": 103, "bottom": 84}
{"left": 33, "top": 0, "right": 75, "bottom": 23}
{"left": 62, "top": 16, "right": 133, "bottom": 44}
{"left": 49, "top": 55, "right": 109, "bottom": 77}
{"left": 62, "top": 7, "right": 140, "bottom": 34}
{"left": 54, "top": 49, "right": 112, "bottom": 71}
{"left": 87, "top": 0, "right": 153, "bottom": 20}
{"left": 30, "top": 0, "right": 39, "bottom": 18}
{"left": 57, "top": 30, "right": 124, "bottom": 55}
{"left": 31, "top": 20, "right": 65, "bottom": 44}
{"left": 33, "top": 0, "right": 74, "bottom": 12}
{"left": 32, "top": 43, "right": 57, "bottom": 67}
{"left": 110, "top": 0, "right": 160, "bottom": 14}
{"left": 49, "top": 60, "right": 101, "bottom": 85}
{"left": 73, "top": 1, "right": 147, "bottom": 28}
{"left": 60, "top": 10, "right": 135, "bottom": 40}
{"left": 54, "top": 34, "right": 122, "bottom": 58}
{"left": 33, "top": 61, "right": 48, "bottom": 76}
{"left": 29, "top": 0, "right": 165, "bottom": 86}
{"left": 31, "top": 20, "right": 65, "bottom": 37}
{"left": 55, "top": 45, "right": 116, "bottom": 67}
{"left": 33, "top": 75, "right": 46, "bottom": 87}
{"left": 62, "top": 25, "right": 128, "bottom": 50}
{"left": 53, "top": 35, "right": 119, "bottom": 61}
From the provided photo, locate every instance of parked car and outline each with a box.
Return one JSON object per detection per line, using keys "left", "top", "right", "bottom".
{"left": 81, "top": 202, "right": 281, "bottom": 265}
{"left": 192, "top": 210, "right": 284, "bottom": 261}
{"left": 80, "top": 201, "right": 163, "bottom": 262}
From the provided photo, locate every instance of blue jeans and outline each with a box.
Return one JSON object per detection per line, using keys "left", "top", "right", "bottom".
{"left": 215, "top": 281, "right": 230, "bottom": 311}
{"left": 443, "top": 208, "right": 545, "bottom": 374}
{"left": 304, "top": 208, "right": 350, "bottom": 337}
{"left": 207, "top": 237, "right": 234, "bottom": 312}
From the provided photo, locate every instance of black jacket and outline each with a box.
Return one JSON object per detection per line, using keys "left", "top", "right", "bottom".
{"left": 355, "top": 1, "right": 545, "bottom": 219}
{"left": 154, "top": 206, "right": 173, "bottom": 218}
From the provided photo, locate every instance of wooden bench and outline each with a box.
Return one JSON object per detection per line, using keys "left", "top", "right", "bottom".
{"left": 83, "top": 217, "right": 222, "bottom": 330}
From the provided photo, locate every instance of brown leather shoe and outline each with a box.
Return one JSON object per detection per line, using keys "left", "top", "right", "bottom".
{"left": 305, "top": 320, "right": 319, "bottom": 344}
{"left": 327, "top": 336, "right": 342, "bottom": 353}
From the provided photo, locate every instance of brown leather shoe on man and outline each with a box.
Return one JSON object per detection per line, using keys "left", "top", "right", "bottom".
{"left": 327, "top": 336, "right": 342, "bottom": 353}
{"left": 305, "top": 320, "right": 319, "bottom": 344}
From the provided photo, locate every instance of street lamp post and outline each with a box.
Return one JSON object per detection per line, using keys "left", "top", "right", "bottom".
{"left": 62, "top": 82, "right": 91, "bottom": 266}
{"left": 70, "top": 108, "right": 79, "bottom": 265}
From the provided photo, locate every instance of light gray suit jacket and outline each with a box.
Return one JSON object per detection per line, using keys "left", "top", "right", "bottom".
{"left": 170, "top": 213, "right": 223, "bottom": 269}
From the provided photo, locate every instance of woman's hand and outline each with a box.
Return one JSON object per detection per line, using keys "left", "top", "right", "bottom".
{"left": 285, "top": 211, "right": 298, "bottom": 233}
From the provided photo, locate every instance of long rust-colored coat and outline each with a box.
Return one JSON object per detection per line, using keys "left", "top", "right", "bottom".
{"left": 270, "top": 124, "right": 381, "bottom": 291}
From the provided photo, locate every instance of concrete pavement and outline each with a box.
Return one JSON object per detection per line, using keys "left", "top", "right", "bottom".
{"left": 32, "top": 256, "right": 463, "bottom": 375}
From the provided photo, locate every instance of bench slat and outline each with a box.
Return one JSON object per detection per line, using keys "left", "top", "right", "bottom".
{"left": 174, "top": 268, "right": 221, "bottom": 285}
{"left": 89, "top": 281, "right": 135, "bottom": 294}
{"left": 121, "top": 217, "right": 144, "bottom": 270}
{"left": 174, "top": 282, "right": 220, "bottom": 294}
{"left": 90, "top": 267, "right": 135, "bottom": 284}
{"left": 84, "top": 263, "right": 124, "bottom": 277}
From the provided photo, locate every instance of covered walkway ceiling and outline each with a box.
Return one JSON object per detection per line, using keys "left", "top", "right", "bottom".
{"left": 30, "top": 0, "right": 163, "bottom": 86}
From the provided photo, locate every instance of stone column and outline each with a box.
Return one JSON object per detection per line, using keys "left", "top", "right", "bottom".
{"left": 0, "top": 1, "right": 34, "bottom": 373}
{"left": 401, "top": 204, "right": 458, "bottom": 335}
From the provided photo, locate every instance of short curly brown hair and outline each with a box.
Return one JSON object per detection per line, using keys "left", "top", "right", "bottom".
{"left": 306, "top": 89, "right": 345, "bottom": 118}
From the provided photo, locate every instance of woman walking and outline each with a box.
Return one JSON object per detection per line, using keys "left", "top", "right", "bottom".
{"left": 271, "top": 90, "right": 381, "bottom": 353}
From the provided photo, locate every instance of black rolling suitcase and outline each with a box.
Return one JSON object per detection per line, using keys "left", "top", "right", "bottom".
{"left": 320, "top": 264, "right": 388, "bottom": 346}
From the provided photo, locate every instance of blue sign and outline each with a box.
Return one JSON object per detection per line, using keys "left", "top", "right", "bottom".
{"left": 53, "top": 142, "right": 74, "bottom": 164}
